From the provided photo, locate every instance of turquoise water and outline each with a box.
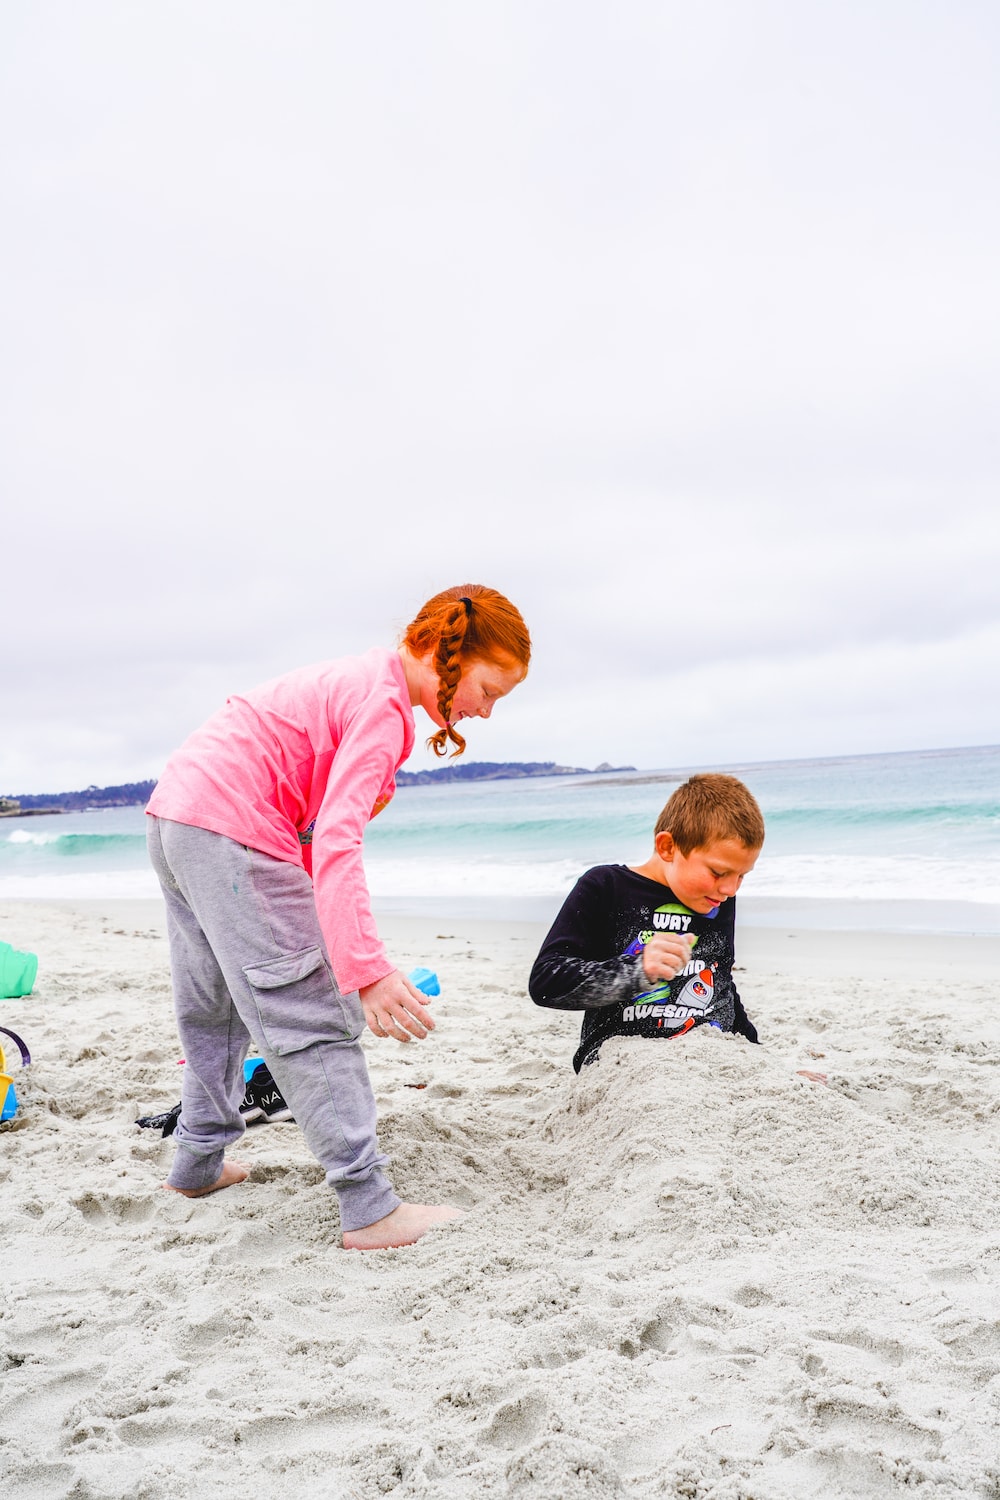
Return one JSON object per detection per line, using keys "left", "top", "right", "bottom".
{"left": 1, "top": 745, "right": 998, "bottom": 931}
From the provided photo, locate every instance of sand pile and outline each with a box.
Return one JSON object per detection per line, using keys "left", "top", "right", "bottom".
{"left": 1, "top": 901, "right": 999, "bottom": 1498}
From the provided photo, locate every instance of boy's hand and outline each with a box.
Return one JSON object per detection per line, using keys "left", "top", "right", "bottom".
{"left": 360, "top": 971, "right": 435, "bottom": 1042}
{"left": 641, "top": 933, "right": 695, "bottom": 984}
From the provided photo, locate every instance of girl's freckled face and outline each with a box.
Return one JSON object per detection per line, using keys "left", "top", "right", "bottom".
{"left": 417, "top": 653, "right": 525, "bottom": 728}
{"left": 448, "top": 658, "right": 525, "bottom": 724}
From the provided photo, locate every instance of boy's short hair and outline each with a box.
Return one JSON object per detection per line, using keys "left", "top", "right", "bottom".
{"left": 655, "top": 773, "right": 765, "bottom": 855}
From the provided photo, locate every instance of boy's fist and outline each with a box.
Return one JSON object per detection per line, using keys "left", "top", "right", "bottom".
{"left": 641, "top": 932, "right": 695, "bottom": 983}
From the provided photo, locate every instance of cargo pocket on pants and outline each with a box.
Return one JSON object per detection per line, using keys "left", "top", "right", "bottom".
{"left": 243, "top": 947, "right": 362, "bottom": 1055}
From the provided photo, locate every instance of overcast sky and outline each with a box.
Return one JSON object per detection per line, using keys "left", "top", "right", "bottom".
{"left": 3, "top": 1, "right": 998, "bottom": 794}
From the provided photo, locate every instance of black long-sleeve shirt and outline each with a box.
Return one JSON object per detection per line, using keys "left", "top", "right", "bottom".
{"left": 529, "top": 864, "right": 758, "bottom": 1072}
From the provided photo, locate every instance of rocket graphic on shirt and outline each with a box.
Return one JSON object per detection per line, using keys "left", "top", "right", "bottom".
{"left": 671, "top": 965, "right": 715, "bottom": 1014}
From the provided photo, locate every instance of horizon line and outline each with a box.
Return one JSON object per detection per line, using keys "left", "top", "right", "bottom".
{"left": 3, "top": 739, "right": 998, "bottom": 803}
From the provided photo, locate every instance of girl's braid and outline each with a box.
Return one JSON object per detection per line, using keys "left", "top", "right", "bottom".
{"left": 429, "top": 601, "right": 470, "bottom": 757}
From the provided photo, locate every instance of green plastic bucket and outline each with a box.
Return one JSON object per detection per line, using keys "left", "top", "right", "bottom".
{"left": 0, "top": 942, "right": 38, "bottom": 998}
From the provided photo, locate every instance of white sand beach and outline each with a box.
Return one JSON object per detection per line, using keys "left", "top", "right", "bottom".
{"left": 2, "top": 899, "right": 999, "bottom": 1499}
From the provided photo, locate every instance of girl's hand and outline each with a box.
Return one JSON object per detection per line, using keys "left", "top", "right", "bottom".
{"left": 641, "top": 933, "right": 695, "bottom": 983}
{"left": 360, "top": 970, "right": 436, "bottom": 1042}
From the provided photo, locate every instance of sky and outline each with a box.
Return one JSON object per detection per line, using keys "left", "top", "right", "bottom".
{"left": 2, "top": 1, "right": 998, "bottom": 794}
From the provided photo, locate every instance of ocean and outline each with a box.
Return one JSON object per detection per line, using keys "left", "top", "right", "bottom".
{"left": 1, "top": 745, "right": 998, "bottom": 934}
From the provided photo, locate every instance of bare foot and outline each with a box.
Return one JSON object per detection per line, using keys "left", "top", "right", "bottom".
{"left": 342, "top": 1201, "right": 463, "bottom": 1251}
{"left": 796, "top": 1070, "right": 829, "bottom": 1086}
{"left": 163, "top": 1160, "right": 251, "bottom": 1198}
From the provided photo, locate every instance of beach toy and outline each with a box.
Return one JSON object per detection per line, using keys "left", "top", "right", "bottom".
{"left": 0, "top": 941, "right": 38, "bottom": 999}
{"left": 0, "top": 1025, "right": 31, "bottom": 1122}
{"left": 407, "top": 967, "right": 440, "bottom": 997}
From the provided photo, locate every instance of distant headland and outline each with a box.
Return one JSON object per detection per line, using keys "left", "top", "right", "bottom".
{"left": 395, "top": 760, "right": 636, "bottom": 787}
{"left": 0, "top": 764, "right": 638, "bottom": 815}
{"left": 0, "top": 781, "right": 158, "bottom": 816}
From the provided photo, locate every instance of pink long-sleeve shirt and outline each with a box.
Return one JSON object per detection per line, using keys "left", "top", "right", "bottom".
{"left": 146, "top": 647, "right": 415, "bottom": 994}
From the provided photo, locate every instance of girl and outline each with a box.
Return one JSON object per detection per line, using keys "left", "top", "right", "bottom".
{"left": 146, "top": 585, "right": 530, "bottom": 1250}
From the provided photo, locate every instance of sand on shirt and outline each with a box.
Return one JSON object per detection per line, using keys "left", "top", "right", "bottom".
{"left": 1, "top": 899, "right": 999, "bottom": 1499}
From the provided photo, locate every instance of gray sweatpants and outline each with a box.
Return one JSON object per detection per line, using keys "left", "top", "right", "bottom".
{"left": 147, "top": 816, "right": 400, "bottom": 1232}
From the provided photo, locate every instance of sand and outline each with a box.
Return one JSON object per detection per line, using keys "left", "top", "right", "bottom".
{"left": 2, "top": 899, "right": 999, "bottom": 1499}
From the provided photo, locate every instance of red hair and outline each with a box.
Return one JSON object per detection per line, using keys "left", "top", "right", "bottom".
{"left": 402, "top": 585, "right": 531, "bottom": 757}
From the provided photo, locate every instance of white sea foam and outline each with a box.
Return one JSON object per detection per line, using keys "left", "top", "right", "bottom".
{"left": 1, "top": 853, "right": 997, "bottom": 909}
{"left": 364, "top": 856, "right": 586, "bottom": 900}
{"left": 364, "top": 852, "right": 1000, "bottom": 906}
{"left": 751, "top": 853, "right": 1000, "bottom": 905}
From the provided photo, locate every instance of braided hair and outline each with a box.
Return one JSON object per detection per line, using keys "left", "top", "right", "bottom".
{"left": 402, "top": 585, "right": 531, "bottom": 757}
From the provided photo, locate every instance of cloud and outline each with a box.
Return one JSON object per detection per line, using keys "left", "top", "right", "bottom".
{"left": 1, "top": 2, "right": 998, "bottom": 792}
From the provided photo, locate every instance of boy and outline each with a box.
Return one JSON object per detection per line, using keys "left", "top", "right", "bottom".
{"left": 529, "top": 773, "right": 764, "bottom": 1071}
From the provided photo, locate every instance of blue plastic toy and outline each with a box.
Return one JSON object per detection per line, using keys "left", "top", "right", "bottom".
{"left": 0, "top": 1026, "right": 31, "bottom": 1122}
{"left": 408, "top": 967, "right": 440, "bottom": 996}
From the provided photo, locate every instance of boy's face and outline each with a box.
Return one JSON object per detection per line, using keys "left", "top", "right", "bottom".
{"left": 654, "top": 833, "right": 760, "bottom": 913}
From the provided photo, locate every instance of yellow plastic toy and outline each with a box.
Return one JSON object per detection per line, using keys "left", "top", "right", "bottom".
{"left": 0, "top": 1026, "right": 30, "bottom": 1122}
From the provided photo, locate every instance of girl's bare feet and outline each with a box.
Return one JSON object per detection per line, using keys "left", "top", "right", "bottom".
{"left": 342, "top": 1201, "right": 463, "bottom": 1251}
{"left": 163, "top": 1160, "right": 251, "bottom": 1198}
